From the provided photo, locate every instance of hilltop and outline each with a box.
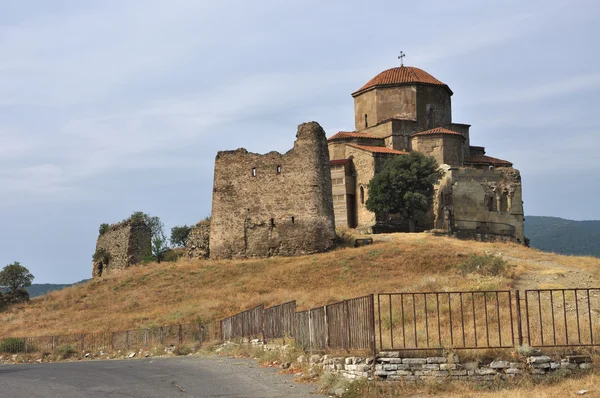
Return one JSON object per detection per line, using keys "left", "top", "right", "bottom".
{"left": 525, "top": 216, "right": 600, "bottom": 257}
{"left": 1, "top": 233, "right": 599, "bottom": 337}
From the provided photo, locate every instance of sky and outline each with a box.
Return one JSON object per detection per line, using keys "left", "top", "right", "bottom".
{"left": 1, "top": 0, "right": 599, "bottom": 283}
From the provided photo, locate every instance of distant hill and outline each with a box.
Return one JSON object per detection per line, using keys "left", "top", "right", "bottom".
{"left": 525, "top": 216, "right": 600, "bottom": 257}
{"left": 25, "top": 280, "right": 90, "bottom": 298}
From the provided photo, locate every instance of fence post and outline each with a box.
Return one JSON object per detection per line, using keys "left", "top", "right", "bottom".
{"left": 178, "top": 324, "right": 183, "bottom": 344}
{"left": 82, "top": 334, "right": 85, "bottom": 352}
{"left": 160, "top": 327, "right": 164, "bottom": 344}
{"left": 324, "top": 305, "right": 329, "bottom": 350}
{"left": 111, "top": 332, "right": 114, "bottom": 350}
{"left": 308, "top": 309, "right": 313, "bottom": 352}
{"left": 345, "top": 300, "right": 351, "bottom": 353}
{"left": 24, "top": 338, "right": 27, "bottom": 353}
{"left": 515, "top": 290, "right": 523, "bottom": 347}
{"left": 369, "top": 294, "right": 377, "bottom": 375}
{"left": 52, "top": 336, "right": 56, "bottom": 351}
{"left": 144, "top": 329, "right": 148, "bottom": 346}
{"left": 126, "top": 331, "right": 130, "bottom": 350}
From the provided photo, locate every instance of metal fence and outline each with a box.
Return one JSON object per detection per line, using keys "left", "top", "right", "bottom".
{"left": 377, "top": 291, "right": 516, "bottom": 350}
{"left": 523, "top": 288, "right": 600, "bottom": 347}
{"left": 0, "top": 322, "right": 219, "bottom": 354}
{"left": 377, "top": 288, "right": 600, "bottom": 351}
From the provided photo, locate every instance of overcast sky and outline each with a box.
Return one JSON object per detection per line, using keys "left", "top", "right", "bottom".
{"left": 1, "top": 0, "right": 599, "bottom": 283}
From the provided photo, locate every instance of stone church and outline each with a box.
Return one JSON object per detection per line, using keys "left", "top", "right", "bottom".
{"left": 329, "top": 65, "right": 524, "bottom": 242}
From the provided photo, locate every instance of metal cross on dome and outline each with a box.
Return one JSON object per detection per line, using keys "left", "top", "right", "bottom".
{"left": 398, "top": 51, "right": 406, "bottom": 66}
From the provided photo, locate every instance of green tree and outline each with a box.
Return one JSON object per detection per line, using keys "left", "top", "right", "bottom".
{"left": 365, "top": 151, "right": 442, "bottom": 232}
{"left": 152, "top": 230, "right": 169, "bottom": 263}
{"left": 0, "top": 262, "right": 34, "bottom": 292}
{"left": 170, "top": 225, "right": 192, "bottom": 248}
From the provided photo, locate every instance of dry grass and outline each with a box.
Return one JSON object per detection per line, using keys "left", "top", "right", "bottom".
{"left": 0, "top": 233, "right": 598, "bottom": 339}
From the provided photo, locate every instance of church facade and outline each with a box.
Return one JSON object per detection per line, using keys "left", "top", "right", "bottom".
{"left": 329, "top": 65, "right": 524, "bottom": 243}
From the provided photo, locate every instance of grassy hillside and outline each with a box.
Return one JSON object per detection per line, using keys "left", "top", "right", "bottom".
{"left": 525, "top": 216, "right": 600, "bottom": 257}
{"left": 1, "top": 233, "right": 599, "bottom": 338}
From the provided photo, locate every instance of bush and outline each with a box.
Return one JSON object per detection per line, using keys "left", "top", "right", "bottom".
{"left": 54, "top": 344, "right": 77, "bottom": 358}
{"left": 173, "top": 345, "right": 191, "bottom": 356}
{"left": 93, "top": 248, "right": 111, "bottom": 264}
{"left": 99, "top": 223, "right": 110, "bottom": 235}
{"left": 457, "top": 254, "right": 511, "bottom": 277}
{"left": 0, "top": 338, "right": 27, "bottom": 353}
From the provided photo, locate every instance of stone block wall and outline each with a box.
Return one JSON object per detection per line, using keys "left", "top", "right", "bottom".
{"left": 185, "top": 222, "right": 210, "bottom": 259}
{"left": 92, "top": 220, "right": 151, "bottom": 277}
{"left": 209, "top": 121, "right": 336, "bottom": 259}
{"left": 315, "top": 352, "right": 594, "bottom": 382}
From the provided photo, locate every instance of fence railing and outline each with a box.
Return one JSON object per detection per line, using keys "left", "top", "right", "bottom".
{"left": 2, "top": 288, "right": 598, "bottom": 356}
{"left": 523, "top": 288, "right": 600, "bottom": 347}
{"left": 0, "top": 322, "right": 220, "bottom": 355}
{"left": 376, "top": 291, "right": 516, "bottom": 350}
{"left": 223, "top": 288, "right": 600, "bottom": 353}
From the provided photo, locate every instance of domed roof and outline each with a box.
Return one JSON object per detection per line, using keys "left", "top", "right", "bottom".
{"left": 352, "top": 66, "right": 452, "bottom": 96}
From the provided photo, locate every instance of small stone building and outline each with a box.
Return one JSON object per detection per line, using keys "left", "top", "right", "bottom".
{"left": 329, "top": 65, "right": 524, "bottom": 242}
{"left": 209, "top": 121, "right": 337, "bottom": 259}
{"left": 92, "top": 219, "right": 152, "bottom": 277}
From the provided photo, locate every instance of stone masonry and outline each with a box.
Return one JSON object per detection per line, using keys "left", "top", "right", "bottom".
{"left": 209, "top": 121, "right": 336, "bottom": 259}
{"left": 316, "top": 352, "right": 594, "bottom": 382}
{"left": 185, "top": 222, "right": 210, "bottom": 259}
{"left": 92, "top": 219, "right": 151, "bottom": 277}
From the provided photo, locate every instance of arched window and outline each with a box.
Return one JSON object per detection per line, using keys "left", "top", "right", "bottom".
{"left": 360, "top": 186, "right": 365, "bottom": 204}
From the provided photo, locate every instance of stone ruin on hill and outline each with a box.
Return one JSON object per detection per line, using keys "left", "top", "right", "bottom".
{"left": 92, "top": 217, "right": 151, "bottom": 278}
{"left": 209, "top": 121, "right": 337, "bottom": 259}
{"left": 185, "top": 221, "right": 210, "bottom": 259}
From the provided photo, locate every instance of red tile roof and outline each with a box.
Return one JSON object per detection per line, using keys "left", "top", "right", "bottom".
{"left": 411, "top": 127, "right": 465, "bottom": 138}
{"left": 464, "top": 155, "right": 513, "bottom": 167}
{"left": 328, "top": 131, "right": 378, "bottom": 141}
{"left": 330, "top": 159, "right": 350, "bottom": 166}
{"left": 353, "top": 66, "right": 452, "bottom": 96}
{"left": 348, "top": 144, "right": 408, "bottom": 155}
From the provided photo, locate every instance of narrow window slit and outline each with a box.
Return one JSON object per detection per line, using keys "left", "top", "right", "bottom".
{"left": 276, "top": 165, "right": 281, "bottom": 174}
{"left": 251, "top": 167, "right": 257, "bottom": 177}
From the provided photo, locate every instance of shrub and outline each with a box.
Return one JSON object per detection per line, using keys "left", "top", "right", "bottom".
{"left": 173, "top": 345, "right": 191, "bottom": 356}
{"left": 98, "top": 223, "right": 110, "bottom": 235}
{"left": 54, "top": 344, "right": 77, "bottom": 358}
{"left": 0, "top": 338, "right": 27, "bottom": 353}
{"left": 457, "top": 254, "right": 511, "bottom": 277}
{"left": 92, "top": 248, "right": 111, "bottom": 264}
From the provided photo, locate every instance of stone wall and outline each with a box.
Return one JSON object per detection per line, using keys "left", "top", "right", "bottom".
{"left": 434, "top": 167, "right": 525, "bottom": 242}
{"left": 315, "top": 352, "right": 593, "bottom": 382}
{"left": 209, "top": 121, "right": 336, "bottom": 259}
{"left": 185, "top": 223, "right": 210, "bottom": 259}
{"left": 92, "top": 220, "right": 151, "bottom": 277}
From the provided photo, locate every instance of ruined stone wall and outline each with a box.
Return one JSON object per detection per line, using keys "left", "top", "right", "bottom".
{"left": 209, "top": 122, "right": 336, "bottom": 259}
{"left": 185, "top": 223, "right": 210, "bottom": 259}
{"left": 92, "top": 220, "right": 151, "bottom": 277}
{"left": 435, "top": 167, "right": 525, "bottom": 242}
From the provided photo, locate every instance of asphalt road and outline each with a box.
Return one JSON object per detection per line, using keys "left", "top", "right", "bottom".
{"left": 0, "top": 355, "right": 318, "bottom": 397}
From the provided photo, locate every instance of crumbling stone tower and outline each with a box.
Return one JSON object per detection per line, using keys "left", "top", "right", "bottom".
{"left": 92, "top": 218, "right": 152, "bottom": 277}
{"left": 209, "top": 121, "right": 336, "bottom": 259}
